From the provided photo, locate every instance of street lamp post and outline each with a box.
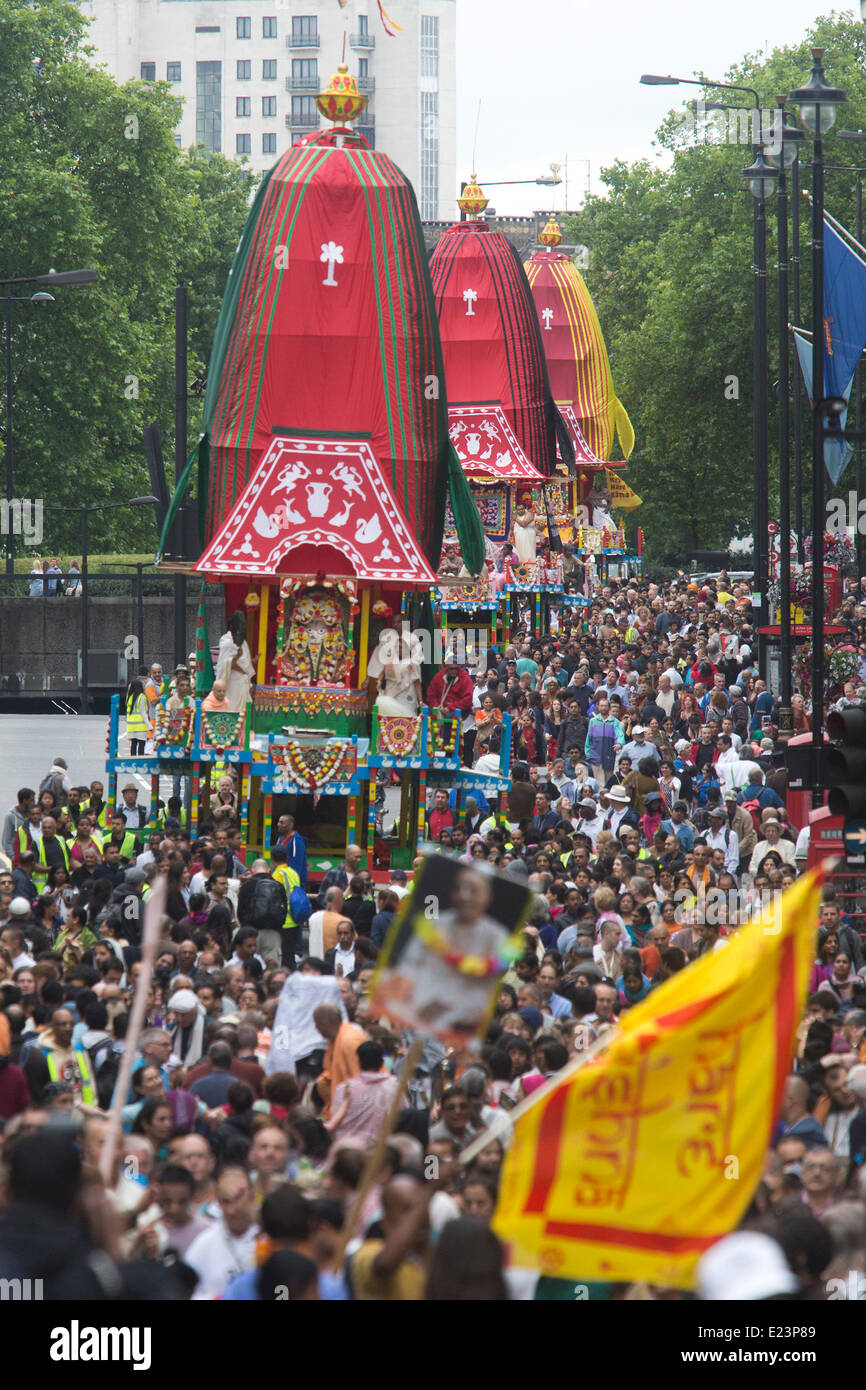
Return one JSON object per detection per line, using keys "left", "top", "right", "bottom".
{"left": 765, "top": 103, "right": 804, "bottom": 725}
{"left": 641, "top": 75, "right": 773, "bottom": 673}
{"left": 741, "top": 145, "right": 778, "bottom": 684}
{"left": 837, "top": 131, "right": 866, "bottom": 594}
{"left": 1, "top": 269, "right": 97, "bottom": 578}
{"left": 789, "top": 48, "right": 847, "bottom": 806}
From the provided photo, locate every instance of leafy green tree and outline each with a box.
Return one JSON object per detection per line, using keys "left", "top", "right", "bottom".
{"left": 0, "top": 0, "right": 255, "bottom": 554}
{"left": 567, "top": 12, "right": 866, "bottom": 568}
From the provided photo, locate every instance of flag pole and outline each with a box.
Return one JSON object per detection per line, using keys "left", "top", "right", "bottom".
{"left": 458, "top": 1026, "right": 615, "bottom": 1168}
{"left": 330, "top": 1034, "right": 424, "bottom": 1273}
{"left": 99, "top": 877, "right": 167, "bottom": 1185}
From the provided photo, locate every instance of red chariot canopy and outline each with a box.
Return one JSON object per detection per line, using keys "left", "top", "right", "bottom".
{"left": 430, "top": 223, "right": 570, "bottom": 481}
{"left": 448, "top": 403, "right": 543, "bottom": 482}
{"left": 194, "top": 433, "right": 436, "bottom": 585}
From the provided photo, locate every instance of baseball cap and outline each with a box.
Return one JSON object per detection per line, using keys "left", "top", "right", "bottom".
{"left": 579, "top": 796, "right": 597, "bottom": 809}
{"left": 697, "top": 1232, "right": 797, "bottom": 1301}
{"left": 763, "top": 817, "right": 781, "bottom": 827}
{"left": 724, "top": 788, "right": 739, "bottom": 801}
{"left": 631, "top": 725, "right": 646, "bottom": 736}
{"left": 708, "top": 807, "right": 725, "bottom": 818}
{"left": 124, "top": 867, "right": 146, "bottom": 886}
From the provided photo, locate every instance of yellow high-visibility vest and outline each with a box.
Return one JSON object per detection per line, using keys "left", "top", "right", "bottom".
{"left": 45, "top": 1045, "right": 96, "bottom": 1106}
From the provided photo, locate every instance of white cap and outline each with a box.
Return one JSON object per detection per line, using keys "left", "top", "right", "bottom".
{"left": 8, "top": 897, "right": 31, "bottom": 917}
{"left": 697, "top": 1232, "right": 797, "bottom": 1301}
{"left": 167, "top": 989, "right": 198, "bottom": 1013}
{"left": 631, "top": 725, "right": 646, "bottom": 736}
{"left": 847, "top": 1063, "right": 866, "bottom": 1101}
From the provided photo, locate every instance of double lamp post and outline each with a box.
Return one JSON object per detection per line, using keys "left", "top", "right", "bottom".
{"left": 642, "top": 51, "right": 848, "bottom": 802}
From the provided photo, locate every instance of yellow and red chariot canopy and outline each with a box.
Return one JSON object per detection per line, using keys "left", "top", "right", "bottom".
{"left": 430, "top": 221, "right": 572, "bottom": 486}
{"left": 524, "top": 247, "right": 634, "bottom": 466}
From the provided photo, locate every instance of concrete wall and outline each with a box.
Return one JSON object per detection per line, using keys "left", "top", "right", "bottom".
{"left": 0, "top": 595, "right": 225, "bottom": 699}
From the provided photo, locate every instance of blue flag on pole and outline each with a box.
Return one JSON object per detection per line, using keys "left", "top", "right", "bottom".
{"left": 824, "top": 220, "right": 866, "bottom": 396}
{"left": 794, "top": 330, "right": 854, "bottom": 485}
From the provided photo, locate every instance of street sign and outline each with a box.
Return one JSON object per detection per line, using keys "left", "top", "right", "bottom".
{"left": 844, "top": 820, "right": 866, "bottom": 863}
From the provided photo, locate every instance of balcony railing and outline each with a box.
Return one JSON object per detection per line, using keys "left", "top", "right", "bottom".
{"left": 286, "top": 112, "right": 319, "bottom": 129}
{"left": 350, "top": 32, "right": 375, "bottom": 48}
{"left": 357, "top": 75, "right": 375, "bottom": 92}
{"left": 287, "top": 33, "right": 320, "bottom": 48}
{"left": 286, "top": 76, "right": 319, "bottom": 91}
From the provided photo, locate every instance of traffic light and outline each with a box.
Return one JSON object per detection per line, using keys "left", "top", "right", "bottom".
{"left": 826, "top": 705, "right": 866, "bottom": 821}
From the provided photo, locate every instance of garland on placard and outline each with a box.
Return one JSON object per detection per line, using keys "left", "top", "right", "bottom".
{"left": 201, "top": 709, "right": 245, "bottom": 752}
{"left": 377, "top": 715, "right": 423, "bottom": 758}
{"left": 254, "top": 686, "right": 367, "bottom": 716}
{"left": 411, "top": 915, "right": 521, "bottom": 978}
{"left": 439, "top": 581, "right": 492, "bottom": 605}
{"left": 428, "top": 715, "right": 459, "bottom": 759}
{"left": 156, "top": 705, "right": 193, "bottom": 749}
{"left": 274, "top": 739, "right": 353, "bottom": 790}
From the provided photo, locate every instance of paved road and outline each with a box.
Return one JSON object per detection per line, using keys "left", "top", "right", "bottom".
{"left": 0, "top": 714, "right": 116, "bottom": 810}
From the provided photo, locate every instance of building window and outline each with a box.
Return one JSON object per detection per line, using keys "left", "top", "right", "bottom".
{"left": 140, "top": 62, "right": 156, "bottom": 82}
{"left": 195, "top": 25, "right": 220, "bottom": 33}
{"left": 420, "top": 90, "right": 438, "bottom": 219}
{"left": 236, "top": 96, "right": 251, "bottom": 117}
{"left": 359, "top": 57, "right": 368, "bottom": 79}
{"left": 262, "top": 96, "right": 277, "bottom": 118}
{"left": 420, "top": 15, "right": 439, "bottom": 78}
{"left": 263, "top": 16, "right": 277, "bottom": 38}
{"left": 236, "top": 17, "right": 251, "bottom": 39}
{"left": 291, "top": 95, "right": 317, "bottom": 127}
{"left": 263, "top": 59, "right": 277, "bottom": 80}
{"left": 292, "top": 16, "right": 318, "bottom": 43}
{"left": 166, "top": 62, "right": 182, "bottom": 83}
{"left": 237, "top": 59, "right": 251, "bottom": 80}
{"left": 173, "top": 133, "right": 182, "bottom": 148}
{"left": 263, "top": 133, "right": 277, "bottom": 154}
{"left": 236, "top": 133, "right": 251, "bottom": 155}
{"left": 358, "top": 14, "right": 368, "bottom": 36}
{"left": 292, "top": 58, "right": 317, "bottom": 86}
{"left": 196, "top": 60, "right": 221, "bottom": 153}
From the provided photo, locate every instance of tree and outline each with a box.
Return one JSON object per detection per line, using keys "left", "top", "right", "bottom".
{"left": 566, "top": 12, "right": 866, "bottom": 567}
{"left": 0, "top": 0, "right": 255, "bottom": 554}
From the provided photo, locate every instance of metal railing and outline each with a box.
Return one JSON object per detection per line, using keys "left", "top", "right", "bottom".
{"left": 286, "top": 111, "right": 319, "bottom": 128}
{"left": 357, "top": 75, "right": 375, "bottom": 92}
{"left": 286, "top": 76, "right": 319, "bottom": 91}
{"left": 286, "top": 33, "right": 320, "bottom": 48}
{"left": 350, "top": 32, "right": 375, "bottom": 49}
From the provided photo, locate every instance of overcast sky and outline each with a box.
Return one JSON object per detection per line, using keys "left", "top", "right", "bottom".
{"left": 454, "top": 1, "right": 855, "bottom": 215}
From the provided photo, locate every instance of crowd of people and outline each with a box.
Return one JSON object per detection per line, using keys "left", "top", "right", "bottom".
{"left": 0, "top": 566, "right": 865, "bottom": 1300}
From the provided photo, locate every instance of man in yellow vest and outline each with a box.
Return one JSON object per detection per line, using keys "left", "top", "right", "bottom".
{"left": 269, "top": 844, "right": 303, "bottom": 968}
{"left": 31, "top": 815, "right": 70, "bottom": 891}
{"left": 102, "top": 812, "right": 140, "bottom": 864}
{"left": 23, "top": 1006, "right": 96, "bottom": 1105}
{"left": 80, "top": 780, "right": 108, "bottom": 832}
